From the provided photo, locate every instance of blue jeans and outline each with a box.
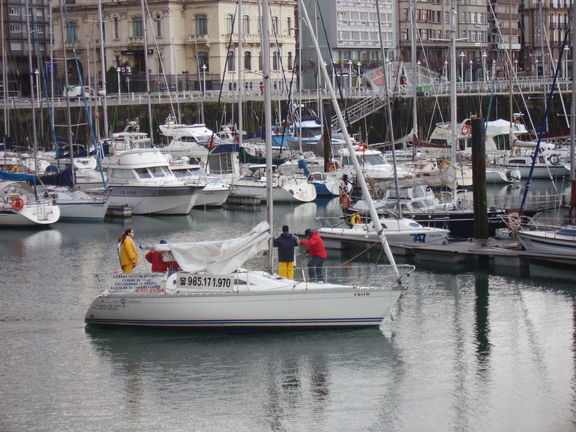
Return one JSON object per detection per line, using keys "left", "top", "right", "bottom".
{"left": 308, "top": 256, "right": 325, "bottom": 282}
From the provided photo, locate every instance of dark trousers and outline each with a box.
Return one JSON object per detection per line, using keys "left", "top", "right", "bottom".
{"left": 308, "top": 256, "right": 325, "bottom": 282}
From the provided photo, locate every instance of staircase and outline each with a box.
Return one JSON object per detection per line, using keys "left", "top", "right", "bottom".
{"left": 330, "top": 94, "right": 386, "bottom": 132}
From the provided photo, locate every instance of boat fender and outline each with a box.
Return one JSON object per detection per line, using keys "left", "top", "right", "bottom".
{"left": 460, "top": 125, "right": 471, "bottom": 136}
{"left": 548, "top": 154, "right": 560, "bottom": 166}
{"left": 11, "top": 196, "right": 25, "bottom": 211}
{"left": 350, "top": 213, "right": 363, "bottom": 225}
{"left": 10, "top": 165, "right": 19, "bottom": 173}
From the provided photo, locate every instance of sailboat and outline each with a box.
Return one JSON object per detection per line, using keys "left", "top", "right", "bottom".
{"left": 84, "top": 0, "right": 413, "bottom": 329}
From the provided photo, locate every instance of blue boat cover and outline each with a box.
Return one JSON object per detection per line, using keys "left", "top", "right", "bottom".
{"left": 0, "top": 170, "right": 38, "bottom": 182}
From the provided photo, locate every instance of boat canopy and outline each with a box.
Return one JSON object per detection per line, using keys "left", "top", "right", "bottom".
{"left": 155, "top": 221, "right": 270, "bottom": 274}
{"left": 0, "top": 170, "right": 38, "bottom": 182}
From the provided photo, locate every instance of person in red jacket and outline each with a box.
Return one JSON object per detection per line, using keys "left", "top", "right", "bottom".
{"left": 145, "top": 239, "right": 180, "bottom": 273}
{"left": 300, "top": 229, "right": 327, "bottom": 283}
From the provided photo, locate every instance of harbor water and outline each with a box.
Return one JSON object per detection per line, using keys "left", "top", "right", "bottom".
{"left": 1, "top": 182, "right": 576, "bottom": 431}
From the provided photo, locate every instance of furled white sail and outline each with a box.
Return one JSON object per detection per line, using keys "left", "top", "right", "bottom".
{"left": 157, "top": 221, "right": 270, "bottom": 274}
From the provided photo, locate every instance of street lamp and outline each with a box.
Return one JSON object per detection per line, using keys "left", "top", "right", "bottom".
{"left": 356, "top": 62, "right": 361, "bottom": 88}
{"left": 416, "top": 60, "right": 421, "bottom": 86}
{"left": 116, "top": 67, "right": 121, "bottom": 104}
{"left": 514, "top": 59, "right": 518, "bottom": 77}
{"left": 34, "top": 69, "right": 40, "bottom": 106}
{"left": 460, "top": 52, "right": 465, "bottom": 81}
{"left": 469, "top": 59, "right": 473, "bottom": 82}
{"left": 444, "top": 59, "right": 449, "bottom": 81}
{"left": 201, "top": 64, "right": 207, "bottom": 96}
{"left": 348, "top": 59, "right": 352, "bottom": 88}
{"left": 482, "top": 52, "right": 487, "bottom": 82}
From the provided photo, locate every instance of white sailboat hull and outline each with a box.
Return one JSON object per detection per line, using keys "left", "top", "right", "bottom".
{"left": 85, "top": 270, "right": 406, "bottom": 328}
{"left": 0, "top": 202, "right": 60, "bottom": 226}
{"left": 231, "top": 178, "right": 317, "bottom": 203}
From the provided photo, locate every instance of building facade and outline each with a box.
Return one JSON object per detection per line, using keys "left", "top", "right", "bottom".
{"left": 52, "top": 0, "right": 297, "bottom": 93}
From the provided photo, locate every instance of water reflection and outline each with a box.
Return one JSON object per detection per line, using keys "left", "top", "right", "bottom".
{"left": 85, "top": 328, "right": 400, "bottom": 429}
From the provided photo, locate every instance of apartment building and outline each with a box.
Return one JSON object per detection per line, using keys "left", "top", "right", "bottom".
{"left": 519, "top": 0, "right": 572, "bottom": 77}
{"left": 1, "top": 0, "right": 52, "bottom": 96}
{"left": 300, "top": 0, "right": 396, "bottom": 88}
{"left": 52, "top": 0, "right": 297, "bottom": 92}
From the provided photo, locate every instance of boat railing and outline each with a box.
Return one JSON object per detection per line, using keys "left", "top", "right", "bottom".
{"left": 293, "top": 264, "right": 415, "bottom": 288}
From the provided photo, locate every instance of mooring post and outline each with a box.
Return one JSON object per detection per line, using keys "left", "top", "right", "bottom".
{"left": 471, "top": 116, "right": 488, "bottom": 240}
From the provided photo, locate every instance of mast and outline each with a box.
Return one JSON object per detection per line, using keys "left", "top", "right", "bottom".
{"left": 449, "top": 0, "right": 457, "bottom": 170}
{"left": 298, "top": 0, "right": 399, "bottom": 275}
{"left": 97, "top": 0, "right": 109, "bottom": 138}
{"left": 237, "top": 0, "right": 243, "bottom": 147}
{"left": 410, "top": 0, "right": 417, "bottom": 140}
{"left": 25, "top": 0, "right": 38, "bottom": 173}
{"left": 141, "top": 0, "right": 153, "bottom": 142}
{"left": 59, "top": 0, "right": 74, "bottom": 179}
{"left": 1, "top": 0, "right": 9, "bottom": 158}
{"left": 262, "top": 0, "right": 274, "bottom": 271}
{"left": 508, "top": 0, "right": 513, "bottom": 134}
{"left": 570, "top": 3, "right": 576, "bottom": 221}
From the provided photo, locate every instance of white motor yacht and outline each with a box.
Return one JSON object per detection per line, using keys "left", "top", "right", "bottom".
{"left": 104, "top": 149, "right": 203, "bottom": 215}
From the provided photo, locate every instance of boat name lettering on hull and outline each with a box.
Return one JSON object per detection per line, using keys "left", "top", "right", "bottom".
{"left": 354, "top": 292, "right": 370, "bottom": 296}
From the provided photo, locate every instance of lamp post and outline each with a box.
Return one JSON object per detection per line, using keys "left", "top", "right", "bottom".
{"left": 202, "top": 64, "right": 207, "bottom": 96}
{"left": 444, "top": 59, "right": 449, "bottom": 81}
{"left": 356, "top": 61, "right": 361, "bottom": 87}
{"left": 116, "top": 67, "right": 121, "bottom": 104}
{"left": 563, "top": 46, "right": 569, "bottom": 79}
{"left": 348, "top": 59, "right": 352, "bottom": 88}
{"left": 514, "top": 58, "right": 518, "bottom": 76}
{"left": 469, "top": 59, "right": 473, "bottom": 82}
{"left": 34, "top": 69, "right": 40, "bottom": 106}
{"left": 482, "top": 52, "right": 487, "bottom": 82}
{"left": 416, "top": 60, "right": 421, "bottom": 86}
{"left": 460, "top": 51, "right": 465, "bottom": 81}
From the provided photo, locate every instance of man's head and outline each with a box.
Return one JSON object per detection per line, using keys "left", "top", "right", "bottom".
{"left": 304, "top": 229, "right": 312, "bottom": 237}
{"left": 282, "top": 225, "right": 289, "bottom": 233}
{"left": 160, "top": 239, "right": 168, "bottom": 244}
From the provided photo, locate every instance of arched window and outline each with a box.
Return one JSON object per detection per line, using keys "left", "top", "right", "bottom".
{"left": 226, "top": 14, "right": 234, "bottom": 34}
{"left": 196, "top": 14, "right": 207, "bottom": 36}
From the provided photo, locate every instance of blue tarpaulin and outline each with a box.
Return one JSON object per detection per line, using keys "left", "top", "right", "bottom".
{"left": 0, "top": 169, "right": 38, "bottom": 182}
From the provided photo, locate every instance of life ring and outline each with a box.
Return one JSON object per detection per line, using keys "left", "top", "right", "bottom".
{"left": 11, "top": 196, "right": 25, "bottom": 211}
{"left": 460, "top": 125, "right": 471, "bottom": 136}
{"left": 350, "top": 213, "right": 363, "bottom": 225}
{"left": 548, "top": 154, "right": 560, "bottom": 166}
{"left": 513, "top": 147, "right": 522, "bottom": 156}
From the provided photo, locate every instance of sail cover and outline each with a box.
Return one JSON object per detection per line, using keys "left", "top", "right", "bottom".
{"left": 159, "top": 221, "right": 270, "bottom": 274}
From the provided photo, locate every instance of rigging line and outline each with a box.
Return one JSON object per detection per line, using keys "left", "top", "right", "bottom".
{"left": 487, "top": 0, "right": 536, "bottom": 134}
{"left": 63, "top": 0, "right": 106, "bottom": 187}
{"left": 143, "top": 0, "right": 176, "bottom": 119}
{"left": 519, "top": 29, "right": 570, "bottom": 215}
{"left": 315, "top": 1, "right": 351, "bottom": 131}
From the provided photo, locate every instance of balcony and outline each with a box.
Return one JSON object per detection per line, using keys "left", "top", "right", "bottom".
{"left": 188, "top": 34, "right": 209, "bottom": 44}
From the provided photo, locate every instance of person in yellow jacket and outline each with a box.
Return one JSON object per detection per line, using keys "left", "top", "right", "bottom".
{"left": 118, "top": 228, "right": 138, "bottom": 273}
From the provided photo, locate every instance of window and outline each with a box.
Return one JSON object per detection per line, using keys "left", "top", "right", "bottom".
{"left": 132, "top": 17, "right": 143, "bottom": 37}
{"left": 8, "top": 7, "right": 20, "bottom": 16}
{"left": 114, "top": 17, "right": 119, "bottom": 39}
{"left": 227, "top": 51, "right": 235, "bottom": 71}
{"left": 226, "top": 14, "right": 234, "bottom": 34}
{"left": 242, "top": 15, "right": 250, "bottom": 34}
{"left": 272, "top": 51, "right": 280, "bottom": 70}
{"left": 134, "top": 168, "right": 152, "bottom": 179}
{"left": 271, "top": 16, "right": 279, "bottom": 34}
{"left": 198, "top": 52, "right": 209, "bottom": 72}
{"left": 258, "top": 51, "right": 262, "bottom": 70}
{"left": 287, "top": 17, "right": 292, "bottom": 36}
{"left": 156, "top": 15, "right": 162, "bottom": 37}
{"left": 244, "top": 51, "right": 251, "bottom": 70}
{"left": 196, "top": 14, "right": 207, "bottom": 36}
{"left": 67, "top": 22, "right": 77, "bottom": 44}
{"left": 9, "top": 23, "right": 21, "bottom": 33}
{"left": 287, "top": 52, "right": 292, "bottom": 70}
